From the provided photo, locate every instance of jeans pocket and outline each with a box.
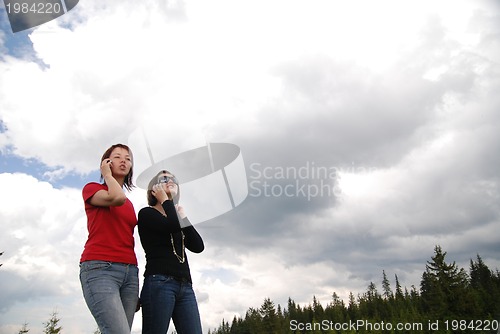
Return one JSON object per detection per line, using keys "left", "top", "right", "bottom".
{"left": 150, "top": 274, "right": 175, "bottom": 283}
{"left": 80, "top": 261, "right": 112, "bottom": 272}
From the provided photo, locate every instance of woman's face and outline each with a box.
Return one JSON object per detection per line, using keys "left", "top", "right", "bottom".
{"left": 157, "top": 173, "right": 178, "bottom": 197}
{"left": 108, "top": 147, "right": 132, "bottom": 177}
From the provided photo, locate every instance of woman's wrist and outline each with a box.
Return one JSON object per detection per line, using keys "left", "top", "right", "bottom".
{"left": 102, "top": 173, "right": 115, "bottom": 182}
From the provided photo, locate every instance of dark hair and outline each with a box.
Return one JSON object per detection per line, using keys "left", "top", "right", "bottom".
{"left": 147, "top": 170, "right": 180, "bottom": 206}
{"left": 100, "top": 143, "right": 135, "bottom": 191}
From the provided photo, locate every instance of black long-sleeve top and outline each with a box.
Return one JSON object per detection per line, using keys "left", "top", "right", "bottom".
{"left": 137, "top": 200, "right": 204, "bottom": 283}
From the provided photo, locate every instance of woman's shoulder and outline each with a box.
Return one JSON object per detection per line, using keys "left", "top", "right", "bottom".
{"left": 138, "top": 206, "right": 155, "bottom": 216}
{"left": 83, "top": 182, "right": 106, "bottom": 191}
{"left": 82, "top": 182, "right": 106, "bottom": 199}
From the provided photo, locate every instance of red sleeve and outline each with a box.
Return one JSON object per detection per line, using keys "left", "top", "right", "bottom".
{"left": 82, "top": 182, "right": 106, "bottom": 203}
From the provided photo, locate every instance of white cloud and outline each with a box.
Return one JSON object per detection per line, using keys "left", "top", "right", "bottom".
{"left": 0, "top": 173, "right": 84, "bottom": 280}
{"left": 192, "top": 246, "right": 366, "bottom": 331}
{"left": 0, "top": 173, "right": 87, "bottom": 330}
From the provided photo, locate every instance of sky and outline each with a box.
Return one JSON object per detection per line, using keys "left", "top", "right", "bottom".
{"left": 1, "top": 0, "right": 500, "bottom": 333}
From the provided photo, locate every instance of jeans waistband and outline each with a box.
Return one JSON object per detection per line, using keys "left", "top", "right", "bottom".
{"left": 80, "top": 260, "right": 137, "bottom": 267}
{"left": 112, "top": 262, "right": 137, "bottom": 267}
{"left": 173, "top": 276, "right": 190, "bottom": 283}
{"left": 149, "top": 274, "right": 191, "bottom": 283}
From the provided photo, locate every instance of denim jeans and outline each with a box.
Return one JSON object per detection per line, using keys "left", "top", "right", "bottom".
{"left": 80, "top": 261, "right": 139, "bottom": 334}
{"left": 140, "top": 274, "right": 202, "bottom": 334}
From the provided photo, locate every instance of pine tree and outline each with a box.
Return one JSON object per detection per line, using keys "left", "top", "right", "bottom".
{"left": 326, "top": 292, "right": 347, "bottom": 323}
{"left": 469, "top": 254, "right": 499, "bottom": 317}
{"left": 17, "top": 322, "right": 29, "bottom": 334}
{"left": 287, "top": 297, "right": 299, "bottom": 323}
{"left": 275, "top": 304, "right": 287, "bottom": 333}
{"left": 244, "top": 307, "right": 262, "bottom": 333}
{"left": 420, "top": 245, "right": 469, "bottom": 320}
{"left": 357, "top": 282, "right": 381, "bottom": 320}
{"left": 382, "top": 270, "right": 393, "bottom": 300}
{"left": 394, "top": 274, "right": 404, "bottom": 301}
{"left": 312, "top": 295, "right": 324, "bottom": 319}
{"left": 260, "top": 298, "right": 279, "bottom": 334}
{"left": 43, "top": 310, "right": 62, "bottom": 334}
{"left": 366, "top": 281, "right": 379, "bottom": 302}
{"left": 347, "top": 292, "right": 358, "bottom": 320}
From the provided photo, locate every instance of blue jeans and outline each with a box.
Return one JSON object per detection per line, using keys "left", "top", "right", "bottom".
{"left": 80, "top": 261, "right": 139, "bottom": 334}
{"left": 140, "top": 275, "right": 202, "bottom": 334}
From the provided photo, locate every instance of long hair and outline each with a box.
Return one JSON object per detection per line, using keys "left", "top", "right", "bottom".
{"left": 100, "top": 143, "right": 135, "bottom": 191}
{"left": 147, "top": 170, "right": 180, "bottom": 205}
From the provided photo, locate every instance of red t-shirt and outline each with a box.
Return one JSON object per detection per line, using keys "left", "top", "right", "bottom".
{"left": 80, "top": 182, "right": 138, "bottom": 265}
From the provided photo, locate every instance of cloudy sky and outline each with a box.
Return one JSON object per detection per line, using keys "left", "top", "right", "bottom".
{"left": 1, "top": 0, "right": 500, "bottom": 333}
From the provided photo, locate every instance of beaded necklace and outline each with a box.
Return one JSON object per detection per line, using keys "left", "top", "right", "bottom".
{"left": 171, "top": 231, "right": 185, "bottom": 263}
{"left": 154, "top": 205, "right": 186, "bottom": 263}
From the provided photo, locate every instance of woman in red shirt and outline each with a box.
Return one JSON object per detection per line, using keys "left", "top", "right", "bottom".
{"left": 79, "top": 143, "right": 139, "bottom": 334}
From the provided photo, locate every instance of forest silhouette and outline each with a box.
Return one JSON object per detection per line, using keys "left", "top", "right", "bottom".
{"left": 209, "top": 245, "right": 500, "bottom": 333}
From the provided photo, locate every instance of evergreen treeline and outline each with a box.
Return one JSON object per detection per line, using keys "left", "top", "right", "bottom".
{"left": 14, "top": 310, "right": 101, "bottom": 334}
{"left": 209, "top": 245, "right": 500, "bottom": 334}
{"left": 6, "top": 245, "right": 500, "bottom": 333}
{"left": 15, "top": 310, "right": 63, "bottom": 334}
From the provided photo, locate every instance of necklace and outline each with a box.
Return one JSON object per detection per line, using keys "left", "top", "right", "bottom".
{"left": 171, "top": 231, "right": 185, "bottom": 263}
{"left": 152, "top": 205, "right": 186, "bottom": 264}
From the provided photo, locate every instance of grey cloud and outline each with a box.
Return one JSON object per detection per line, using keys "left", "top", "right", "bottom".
{"left": 194, "top": 4, "right": 500, "bottom": 297}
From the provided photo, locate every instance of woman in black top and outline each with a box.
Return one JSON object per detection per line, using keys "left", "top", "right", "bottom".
{"left": 138, "top": 170, "right": 204, "bottom": 334}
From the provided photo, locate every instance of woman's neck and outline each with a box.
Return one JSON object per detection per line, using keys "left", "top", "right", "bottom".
{"left": 115, "top": 175, "right": 126, "bottom": 188}
{"left": 153, "top": 203, "right": 166, "bottom": 216}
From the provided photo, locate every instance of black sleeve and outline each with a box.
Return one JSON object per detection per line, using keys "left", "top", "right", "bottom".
{"left": 162, "top": 199, "right": 179, "bottom": 221}
{"left": 137, "top": 200, "right": 182, "bottom": 233}
{"left": 182, "top": 217, "right": 205, "bottom": 253}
